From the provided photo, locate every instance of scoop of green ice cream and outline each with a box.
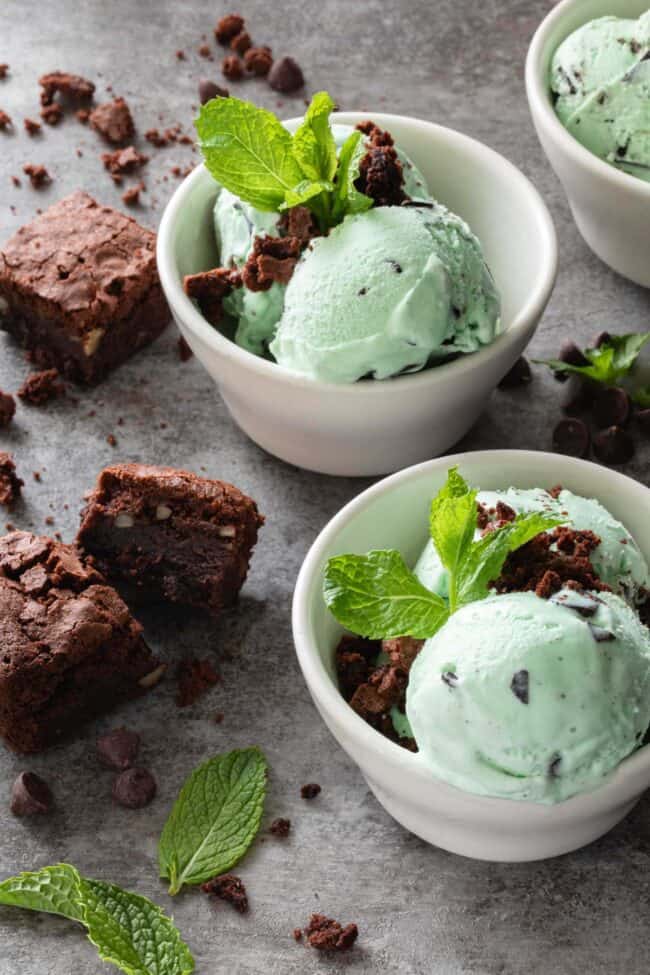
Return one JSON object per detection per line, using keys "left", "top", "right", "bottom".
{"left": 406, "top": 589, "right": 650, "bottom": 802}
{"left": 550, "top": 11, "right": 650, "bottom": 182}
{"left": 269, "top": 204, "right": 500, "bottom": 383}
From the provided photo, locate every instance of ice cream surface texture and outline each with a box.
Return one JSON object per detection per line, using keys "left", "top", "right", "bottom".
{"left": 406, "top": 589, "right": 650, "bottom": 802}
{"left": 550, "top": 11, "right": 650, "bottom": 182}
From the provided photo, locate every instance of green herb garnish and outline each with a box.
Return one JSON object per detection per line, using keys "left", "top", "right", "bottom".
{"left": 195, "top": 91, "right": 372, "bottom": 231}
{"left": 535, "top": 332, "right": 650, "bottom": 385}
{"left": 0, "top": 864, "right": 194, "bottom": 975}
{"left": 158, "top": 747, "right": 267, "bottom": 895}
{"left": 323, "top": 468, "right": 562, "bottom": 640}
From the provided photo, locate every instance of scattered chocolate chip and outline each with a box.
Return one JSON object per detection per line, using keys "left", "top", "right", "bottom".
{"left": 112, "top": 767, "right": 157, "bottom": 808}
{"left": 0, "top": 452, "right": 23, "bottom": 507}
{"left": 39, "top": 70, "right": 95, "bottom": 106}
{"left": 270, "top": 817, "right": 291, "bottom": 837}
{"left": 198, "top": 79, "right": 229, "bottom": 104}
{"left": 22, "top": 163, "right": 51, "bottom": 188}
{"left": 215, "top": 13, "right": 245, "bottom": 44}
{"left": 222, "top": 55, "right": 244, "bottom": 81}
{"left": 593, "top": 425, "right": 635, "bottom": 465}
{"left": 268, "top": 56, "right": 304, "bottom": 93}
{"left": 510, "top": 669, "right": 529, "bottom": 704}
{"left": 0, "top": 391, "right": 16, "bottom": 428}
{"left": 561, "top": 376, "right": 595, "bottom": 415}
{"left": 548, "top": 754, "right": 562, "bottom": 777}
{"left": 201, "top": 874, "right": 248, "bottom": 913}
{"left": 10, "top": 771, "right": 53, "bottom": 816}
{"left": 97, "top": 727, "right": 140, "bottom": 771}
{"left": 592, "top": 386, "right": 630, "bottom": 428}
{"left": 441, "top": 671, "right": 458, "bottom": 687}
{"left": 230, "top": 31, "right": 251, "bottom": 55}
{"left": 498, "top": 356, "right": 532, "bottom": 389}
{"left": 300, "top": 783, "right": 321, "bottom": 800}
{"left": 24, "top": 117, "right": 42, "bottom": 136}
{"left": 176, "top": 657, "right": 220, "bottom": 707}
{"left": 552, "top": 417, "right": 590, "bottom": 458}
{"left": 244, "top": 46, "right": 273, "bottom": 76}
{"left": 175, "top": 49, "right": 186, "bottom": 60}
{"left": 18, "top": 369, "right": 64, "bottom": 405}
{"left": 588, "top": 623, "right": 615, "bottom": 642}
{"left": 304, "top": 914, "right": 358, "bottom": 952}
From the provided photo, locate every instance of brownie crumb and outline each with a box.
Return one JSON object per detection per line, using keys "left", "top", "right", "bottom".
{"left": 39, "top": 71, "right": 95, "bottom": 106}
{"left": 278, "top": 205, "right": 319, "bottom": 244}
{"left": 0, "top": 109, "right": 12, "bottom": 130}
{"left": 270, "top": 817, "right": 291, "bottom": 837}
{"left": 242, "top": 234, "right": 301, "bottom": 291}
{"left": 76, "top": 108, "right": 90, "bottom": 124}
{"left": 22, "top": 163, "right": 51, "bottom": 188}
{"left": 175, "top": 49, "right": 186, "bottom": 60}
{"left": 244, "top": 46, "right": 273, "bottom": 76}
{"left": 40, "top": 102, "right": 64, "bottom": 126}
{"left": 90, "top": 97, "right": 135, "bottom": 144}
{"left": 122, "top": 183, "right": 144, "bottom": 207}
{"left": 230, "top": 31, "right": 252, "bottom": 55}
{"left": 548, "top": 484, "right": 563, "bottom": 499}
{"left": 112, "top": 767, "right": 157, "bottom": 808}
{"left": 494, "top": 526, "right": 609, "bottom": 598}
{"left": 293, "top": 928, "right": 303, "bottom": 942}
{"left": 176, "top": 657, "right": 220, "bottom": 707}
{"left": 144, "top": 124, "right": 189, "bottom": 148}
{"left": 215, "top": 14, "right": 245, "bottom": 44}
{"left": 268, "top": 56, "right": 304, "bottom": 93}
{"left": 106, "top": 433, "right": 117, "bottom": 447}
{"left": 356, "top": 142, "right": 405, "bottom": 206}
{"left": 0, "top": 65, "right": 8, "bottom": 80}
{"left": 198, "top": 43, "right": 213, "bottom": 59}
{"left": 177, "top": 336, "right": 194, "bottom": 362}
{"left": 183, "top": 266, "right": 241, "bottom": 324}
{"left": 10, "top": 771, "right": 53, "bottom": 816}
{"left": 222, "top": 55, "right": 244, "bottom": 81}
{"left": 304, "top": 913, "right": 358, "bottom": 952}
{"left": 201, "top": 874, "right": 248, "bottom": 913}
{"left": 18, "top": 369, "right": 64, "bottom": 405}
{"left": 24, "top": 117, "right": 42, "bottom": 136}
{"left": 0, "top": 453, "right": 23, "bottom": 507}
{"left": 213, "top": 711, "right": 224, "bottom": 724}
{"left": 300, "top": 783, "right": 321, "bottom": 800}
{"left": 102, "top": 145, "right": 148, "bottom": 177}
{"left": 10, "top": 175, "right": 20, "bottom": 187}
{"left": 0, "top": 391, "right": 16, "bottom": 428}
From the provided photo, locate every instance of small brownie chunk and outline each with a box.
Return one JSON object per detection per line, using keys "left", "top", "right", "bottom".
{"left": 304, "top": 913, "right": 358, "bottom": 952}
{"left": 18, "top": 369, "right": 65, "bottom": 405}
{"left": 89, "top": 97, "right": 135, "bottom": 145}
{"left": 201, "top": 874, "right": 248, "bottom": 913}
{"left": 39, "top": 71, "right": 95, "bottom": 106}
{"left": 77, "top": 464, "right": 264, "bottom": 615}
{"left": 0, "top": 531, "right": 161, "bottom": 753}
{"left": 0, "top": 453, "right": 23, "bottom": 507}
{"left": 0, "top": 391, "right": 15, "bottom": 428}
{"left": 0, "top": 191, "right": 169, "bottom": 384}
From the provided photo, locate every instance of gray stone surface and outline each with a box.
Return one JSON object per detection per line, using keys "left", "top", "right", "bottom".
{"left": 0, "top": 0, "right": 649, "bottom": 972}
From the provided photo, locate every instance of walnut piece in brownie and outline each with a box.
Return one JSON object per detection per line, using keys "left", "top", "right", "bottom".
{"left": 0, "top": 530, "right": 161, "bottom": 753}
{"left": 0, "top": 454, "right": 23, "bottom": 508}
{"left": 176, "top": 657, "right": 220, "bottom": 707}
{"left": 0, "top": 191, "right": 169, "bottom": 384}
{"left": 202, "top": 874, "right": 249, "bottom": 913}
{"left": 17, "top": 369, "right": 65, "bottom": 406}
{"left": 0, "top": 391, "right": 15, "bottom": 428}
{"left": 89, "top": 97, "right": 135, "bottom": 145}
{"left": 39, "top": 71, "right": 95, "bottom": 106}
{"left": 304, "top": 914, "right": 358, "bottom": 952}
{"left": 77, "top": 464, "right": 263, "bottom": 616}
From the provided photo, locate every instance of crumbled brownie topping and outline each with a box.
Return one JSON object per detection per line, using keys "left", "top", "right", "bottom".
{"left": 477, "top": 499, "right": 517, "bottom": 535}
{"left": 278, "top": 205, "right": 319, "bottom": 244}
{"left": 39, "top": 71, "right": 95, "bottom": 106}
{"left": 90, "top": 98, "right": 135, "bottom": 144}
{"left": 102, "top": 145, "right": 149, "bottom": 178}
{"left": 304, "top": 914, "right": 358, "bottom": 952}
{"left": 0, "top": 453, "right": 23, "bottom": 507}
{"left": 177, "top": 336, "right": 193, "bottom": 362}
{"left": 548, "top": 484, "right": 563, "bottom": 499}
{"left": 215, "top": 14, "right": 245, "bottom": 44}
{"left": 183, "top": 266, "right": 241, "bottom": 324}
{"left": 18, "top": 369, "right": 65, "bottom": 405}
{"left": 24, "top": 117, "right": 42, "bottom": 136}
{"left": 493, "top": 527, "right": 609, "bottom": 598}
{"left": 0, "top": 110, "right": 12, "bottom": 130}
{"left": 40, "top": 102, "right": 63, "bottom": 125}
{"left": 230, "top": 31, "right": 252, "bottom": 55}
{"left": 356, "top": 120, "right": 394, "bottom": 146}
{"left": 244, "top": 46, "right": 273, "bottom": 76}
{"left": 0, "top": 391, "right": 16, "bottom": 428}
{"left": 270, "top": 817, "right": 291, "bottom": 837}
{"left": 222, "top": 55, "right": 244, "bottom": 81}
{"left": 335, "top": 635, "right": 379, "bottom": 699}
{"left": 242, "top": 234, "right": 301, "bottom": 291}
{"left": 122, "top": 183, "right": 144, "bottom": 207}
{"left": 355, "top": 143, "right": 406, "bottom": 207}
{"left": 23, "top": 163, "right": 51, "bottom": 188}
{"left": 106, "top": 433, "right": 117, "bottom": 447}
{"left": 300, "top": 783, "right": 321, "bottom": 799}
{"left": 268, "top": 56, "right": 304, "bottom": 93}
{"left": 176, "top": 657, "right": 220, "bottom": 707}
{"left": 202, "top": 874, "right": 248, "bottom": 913}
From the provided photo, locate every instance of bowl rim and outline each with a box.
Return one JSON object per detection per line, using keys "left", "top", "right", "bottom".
{"left": 292, "top": 448, "right": 650, "bottom": 815}
{"left": 525, "top": 0, "right": 650, "bottom": 200}
{"left": 157, "top": 111, "right": 558, "bottom": 397}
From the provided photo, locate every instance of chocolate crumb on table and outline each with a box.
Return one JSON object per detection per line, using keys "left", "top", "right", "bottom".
{"left": 40, "top": 103, "right": 64, "bottom": 126}
{"left": 24, "top": 117, "right": 42, "bottom": 136}
{"left": 10, "top": 771, "right": 53, "bottom": 816}
{"left": 89, "top": 97, "right": 135, "bottom": 144}
{"left": 106, "top": 433, "right": 117, "bottom": 447}
{"left": 0, "top": 110, "right": 12, "bottom": 130}
{"left": 293, "top": 928, "right": 302, "bottom": 942}
{"left": 0, "top": 191, "right": 169, "bottom": 384}
{"left": 22, "top": 164, "right": 51, "bottom": 188}
{"left": 0, "top": 391, "right": 15, "bottom": 428}
{"left": 77, "top": 463, "right": 263, "bottom": 615}
{"left": 122, "top": 183, "right": 144, "bottom": 207}
{"left": 18, "top": 369, "right": 65, "bottom": 406}
{"left": 175, "top": 657, "right": 220, "bottom": 707}
{"left": 244, "top": 46, "right": 273, "bottom": 76}
{"left": 222, "top": 55, "right": 244, "bottom": 81}
{"left": 102, "top": 145, "right": 148, "bottom": 179}
{"left": 593, "top": 425, "right": 635, "bottom": 465}
{"left": 300, "top": 783, "right": 321, "bottom": 799}
{"left": 198, "top": 43, "right": 213, "bottom": 59}
{"left": 270, "top": 817, "right": 291, "bottom": 837}
{"left": 0, "top": 65, "right": 8, "bottom": 80}
{"left": 0, "top": 454, "right": 23, "bottom": 507}
{"left": 39, "top": 71, "right": 95, "bottom": 106}
{"left": 268, "top": 56, "right": 304, "bottom": 93}
{"left": 303, "top": 913, "right": 358, "bottom": 952}
{"left": 215, "top": 14, "right": 245, "bottom": 44}
{"left": 201, "top": 874, "right": 249, "bottom": 913}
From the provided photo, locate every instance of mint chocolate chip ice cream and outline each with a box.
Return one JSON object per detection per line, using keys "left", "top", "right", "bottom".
{"left": 550, "top": 10, "right": 650, "bottom": 182}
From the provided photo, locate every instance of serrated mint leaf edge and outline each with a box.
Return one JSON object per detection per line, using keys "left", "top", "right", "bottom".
{"left": 0, "top": 863, "right": 85, "bottom": 922}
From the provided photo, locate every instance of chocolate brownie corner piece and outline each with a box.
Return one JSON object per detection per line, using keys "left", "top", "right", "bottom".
{"left": 77, "top": 464, "right": 264, "bottom": 615}
{"left": 0, "top": 530, "right": 161, "bottom": 754}
{"left": 0, "top": 191, "right": 169, "bottom": 384}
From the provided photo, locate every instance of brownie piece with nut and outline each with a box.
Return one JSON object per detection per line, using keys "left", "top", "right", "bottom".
{"left": 0, "top": 191, "right": 169, "bottom": 384}
{"left": 0, "top": 531, "right": 163, "bottom": 754}
{"left": 77, "top": 464, "right": 264, "bottom": 615}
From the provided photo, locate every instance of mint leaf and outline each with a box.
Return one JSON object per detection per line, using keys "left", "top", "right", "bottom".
{"left": 196, "top": 97, "right": 303, "bottom": 211}
{"left": 323, "top": 550, "right": 449, "bottom": 639}
{"left": 158, "top": 748, "right": 267, "bottom": 895}
{"left": 291, "top": 91, "right": 337, "bottom": 183}
{"left": 536, "top": 332, "right": 650, "bottom": 385}
{"left": 429, "top": 469, "right": 477, "bottom": 607}
{"left": 331, "top": 130, "right": 373, "bottom": 222}
{"left": 0, "top": 863, "right": 84, "bottom": 922}
{"left": 456, "top": 512, "right": 563, "bottom": 607}
{"left": 632, "top": 384, "right": 650, "bottom": 408}
{"left": 82, "top": 879, "right": 194, "bottom": 975}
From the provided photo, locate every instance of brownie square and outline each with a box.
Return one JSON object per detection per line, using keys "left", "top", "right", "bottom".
{"left": 0, "top": 530, "right": 163, "bottom": 753}
{"left": 77, "top": 464, "right": 264, "bottom": 615}
{"left": 0, "top": 191, "right": 169, "bottom": 384}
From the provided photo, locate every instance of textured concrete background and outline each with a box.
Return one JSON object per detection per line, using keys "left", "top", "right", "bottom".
{"left": 1, "top": 1, "right": 650, "bottom": 972}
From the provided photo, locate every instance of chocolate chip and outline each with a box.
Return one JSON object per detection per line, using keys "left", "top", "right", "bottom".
{"left": 552, "top": 418, "right": 590, "bottom": 458}
{"left": 548, "top": 753, "right": 562, "bottom": 777}
{"left": 561, "top": 376, "right": 595, "bottom": 415}
{"left": 387, "top": 260, "right": 402, "bottom": 273}
{"left": 551, "top": 590, "right": 600, "bottom": 617}
{"left": 198, "top": 80, "right": 229, "bottom": 104}
{"left": 268, "top": 56, "right": 304, "bottom": 93}
{"left": 441, "top": 671, "right": 458, "bottom": 687}
{"left": 592, "top": 425, "right": 635, "bottom": 465}
{"left": 559, "top": 340, "right": 588, "bottom": 369}
{"left": 10, "top": 771, "right": 53, "bottom": 816}
{"left": 97, "top": 727, "right": 140, "bottom": 771}
{"left": 498, "top": 356, "right": 532, "bottom": 389}
{"left": 593, "top": 331, "right": 611, "bottom": 348}
{"left": 300, "top": 783, "right": 321, "bottom": 799}
{"left": 112, "top": 767, "right": 157, "bottom": 808}
{"left": 592, "top": 386, "right": 630, "bottom": 428}
{"left": 511, "top": 670, "right": 529, "bottom": 704}
{"left": 589, "top": 623, "right": 615, "bottom": 642}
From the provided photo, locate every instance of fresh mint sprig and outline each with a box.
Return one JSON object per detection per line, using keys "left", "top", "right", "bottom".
{"left": 195, "top": 91, "right": 372, "bottom": 230}
{"left": 323, "top": 468, "right": 562, "bottom": 640}
{"left": 0, "top": 864, "right": 194, "bottom": 975}
{"left": 535, "top": 332, "right": 650, "bottom": 385}
{"left": 158, "top": 747, "right": 267, "bottom": 895}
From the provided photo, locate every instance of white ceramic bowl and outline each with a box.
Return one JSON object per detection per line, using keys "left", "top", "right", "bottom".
{"left": 526, "top": 0, "right": 650, "bottom": 287}
{"left": 292, "top": 450, "right": 650, "bottom": 862}
{"left": 157, "top": 113, "right": 557, "bottom": 477}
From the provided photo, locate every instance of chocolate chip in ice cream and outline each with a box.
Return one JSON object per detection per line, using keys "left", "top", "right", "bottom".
{"left": 510, "top": 669, "right": 529, "bottom": 704}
